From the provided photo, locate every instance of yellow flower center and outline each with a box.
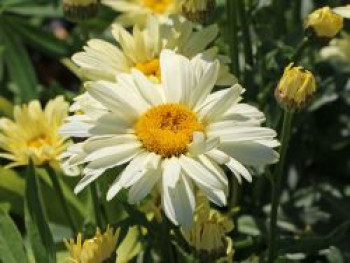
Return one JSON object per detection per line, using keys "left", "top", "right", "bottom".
{"left": 135, "top": 104, "right": 204, "bottom": 158}
{"left": 135, "top": 58, "right": 161, "bottom": 80}
{"left": 27, "top": 135, "right": 51, "bottom": 148}
{"left": 141, "top": 0, "right": 172, "bottom": 13}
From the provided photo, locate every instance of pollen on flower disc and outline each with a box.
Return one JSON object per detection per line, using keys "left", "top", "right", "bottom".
{"left": 135, "top": 103, "right": 204, "bottom": 158}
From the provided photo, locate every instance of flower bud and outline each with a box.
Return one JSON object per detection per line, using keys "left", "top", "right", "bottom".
{"left": 63, "top": 0, "right": 99, "bottom": 22}
{"left": 179, "top": 0, "right": 216, "bottom": 23}
{"left": 275, "top": 63, "right": 316, "bottom": 111}
{"left": 305, "top": 7, "right": 343, "bottom": 38}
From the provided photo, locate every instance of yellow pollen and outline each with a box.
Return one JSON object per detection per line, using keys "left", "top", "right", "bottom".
{"left": 141, "top": 0, "right": 172, "bottom": 13}
{"left": 135, "top": 104, "right": 204, "bottom": 158}
{"left": 27, "top": 135, "right": 51, "bottom": 148}
{"left": 135, "top": 58, "right": 161, "bottom": 80}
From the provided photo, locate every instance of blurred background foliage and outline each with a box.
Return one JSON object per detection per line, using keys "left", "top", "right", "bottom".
{"left": 0, "top": 0, "right": 349, "bottom": 262}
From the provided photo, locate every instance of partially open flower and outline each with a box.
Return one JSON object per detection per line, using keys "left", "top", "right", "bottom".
{"left": 275, "top": 63, "right": 316, "bottom": 111}
{"left": 65, "top": 226, "right": 119, "bottom": 263}
{"left": 179, "top": 0, "right": 216, "bottom": 23}
{"left": 63, "top": 0, "right": 99, "bottom": 22}
{"left": 305, "top": 7, "right": 343, "bottom": 38}
{"left": 182, "top": 194, "right": 234, "bottom": 261}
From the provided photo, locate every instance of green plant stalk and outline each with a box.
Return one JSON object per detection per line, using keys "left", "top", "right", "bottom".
{"left": 273, "top": 0, "right": 286, "bottom": 37}
{"left": 46, "top": 166, "right": 77, "bottom": 233}
{"left": 292, "top": 37, "right": 310, "bottom": 64}
{"left": 226, "top": 0, "right": 240, "bottom": 78}
{"left": 237, "top": 0, "right": 253, "bottom": 67}
{"left": 90, "top": 182, "right": 104, "bottom": 228}
{"left": 267, "top": 110, "right": 294, "bottom": 262}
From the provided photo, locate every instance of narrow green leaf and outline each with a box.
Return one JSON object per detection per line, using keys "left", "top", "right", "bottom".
{"left": 0, "top": 18, "right": 39, "bottom": 102}
{"left": 0, "top": 207, "right": 28, "bottom": 263}
{"left": 25, "top": 162, "right": 56, "bottom": 263}
{"left": 5, "top": 6, "right": 62, "bottom": 18}
{"left": 6, "top": 15, "right": 70, "bottom": 57}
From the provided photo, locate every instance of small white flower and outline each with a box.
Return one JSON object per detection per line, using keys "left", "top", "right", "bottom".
{"left": 60, "top": 50, "right": 279, "bottom": 229}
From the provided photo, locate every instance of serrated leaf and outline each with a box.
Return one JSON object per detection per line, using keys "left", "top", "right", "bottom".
{"left": 25, "top": 162, "right": 56, "bottom": 263}
{"left": 0, "top": 207, "right": 28, "bottom": 263}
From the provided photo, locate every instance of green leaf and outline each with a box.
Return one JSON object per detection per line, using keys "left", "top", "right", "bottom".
{"left": 5, "top": 6, "right": 62, "bottom": 17}
{"left": 0, "top": 17, "right": 39, "bottom": 102}
{"left": 278, "top": 220, "right": 350, "bottom": 256}
{"left": 0, "top": 207, "right": 28, "bottom": 263}
{"left": 0, "top": 167, "right": 25, "bottom": 215}
{"left": 25, "top": 162, "right": 56, "bottom": 263}
{"left": 6, "top": 16, "right": 70, "bottom": 57}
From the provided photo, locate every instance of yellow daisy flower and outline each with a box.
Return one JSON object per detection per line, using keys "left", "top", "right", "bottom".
{"left": 102, "top": 0, "right": 179, "bottom": 26}
{"left": 0, "top": 96, "right": 69, "bottom": 169}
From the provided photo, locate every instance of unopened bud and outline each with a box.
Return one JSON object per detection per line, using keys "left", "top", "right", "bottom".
{"left": 275, "top": 63, "right": 316, "bottom": 111}
{"left": 63, "top": 0, "right": 99, "bottom": 22}
{"left": 305, "top": 7, "right": 343, "bottom": 38}
{"left": 179, "top": 0, "right": 216, "bottom": 23}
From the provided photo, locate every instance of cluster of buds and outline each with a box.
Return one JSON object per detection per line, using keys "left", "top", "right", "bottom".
{"left": 178, "top": 0, "right": 216, "bottom": 23}
{"left": 63, "top": 0, "right": 100, "bottom": 22}
{"left": 275, "top": 63, "right": 317, "bottom": 112}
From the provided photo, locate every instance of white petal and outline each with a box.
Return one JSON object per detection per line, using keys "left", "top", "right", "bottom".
{"left": 208, "top": 127, "right": 277, "bottom": 143}
{"left": 162, "top": 157, "right": 181, "bottom": 188}
{"left": 162, "top": 174, "right": 195, "bottom": 229}
{"left": 160, "top": 50, "right": 194, "bottom": 104}
{"left": 179, "top": 155, "right": 223, "bottom": 190}
{"left": 59, "top": 122, "right": 93, "bottom": 138}
{"left": 220, "top": 142, "right": 280, "bottom": 166}
{"left": 128, "top": 169, "right": 160, "bottom": 204}
{"left": 106, "top": 152, "right": 151, "bottom": 200}
{"left": 199, "top": 84, "right": 244, "bottom": 122}
{"left": 74, "top": 168, "right": 105, "bottom": 194}
{"left": 86, "top": 144, "right": 141, "bottom": 170}
{"left": 226, "top": 158, "right": 252, "bottom": 183}
{"left": 198, "top": 154, "right": 228, "bottom": 189}
{"left": 206, "top": 149, "right": 230, "bottom": 165}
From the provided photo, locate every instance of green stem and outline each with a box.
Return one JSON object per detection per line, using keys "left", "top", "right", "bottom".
{"left": 46, "top": 166, "right": 77, "bottom": 234}
{"left": 267, "top": 110, "right": 294, "bottom": 262}
{"left": 237, "top": 0, "right": 253, "bottom": 67}
{"left": 291, "top": 37, "right": 310, "bottom": 64}
{"left": 272, "top": 0, "right": 286, "bottom": 38}
{"left": 90, "top": 182, "right": 104, "bottom": 228}
{"left": 226, "top": 0, "right": 240, "bottom": 78}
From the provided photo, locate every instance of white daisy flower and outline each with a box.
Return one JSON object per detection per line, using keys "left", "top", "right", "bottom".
{"left": 102, "top": 0, "right": 179, "bottom": 26}
{"left": 72, "top": 15, "right": 236, "bottom": 86}
{"left": 60, "top": 50, "right": 279, "bottom": 229}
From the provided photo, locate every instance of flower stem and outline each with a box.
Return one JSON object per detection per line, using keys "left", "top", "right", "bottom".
{"left": 292, "top": 37, "right": 310, "bottom": 64}
{"left": 237, "top": 0, "right": 253, "bottom": 67}
{"left": 272, "top": 0, "right": 286, "bottom": 38}
{"left": 267, "top": 110, "right": 294, "bottom": 262}
{"left": 227, "top": 0, "right": 240, "bottom": 78}
{"left": 46, "top": 166, "right": 77, "bottom": 234}
{"left": 90, "top": 182, "right": 104, "bottom": 228}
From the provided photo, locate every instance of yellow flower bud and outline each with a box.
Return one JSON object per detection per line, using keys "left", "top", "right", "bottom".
{"left": 63, "top": 0, "right": 99, "bottom": 22}
{"left": 179, "top": 0, "right": 216, "bottom": 23}
{"left": 305, "top": 7, "right": 343, "bottom": 38}
{"left": 275, "top": 63, "right": 317, "bottom": 111}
